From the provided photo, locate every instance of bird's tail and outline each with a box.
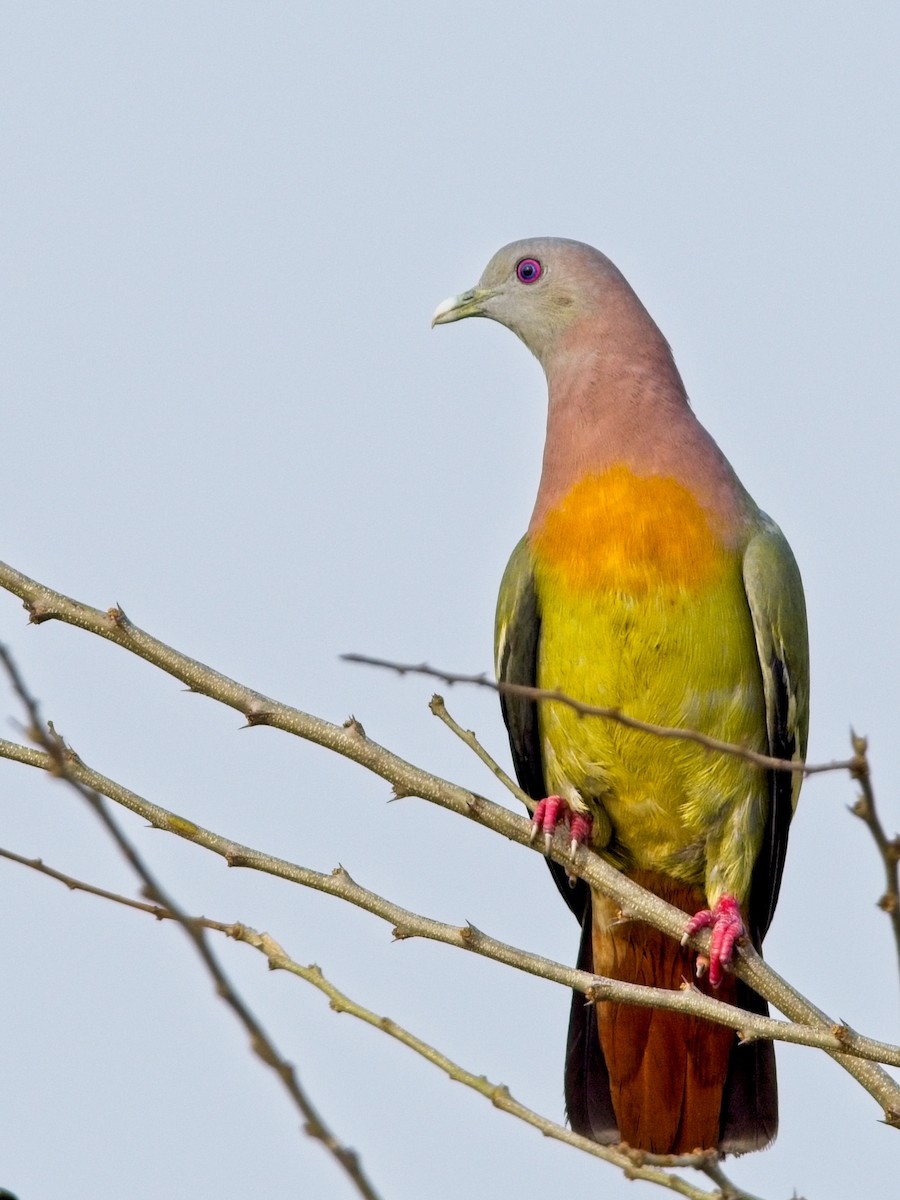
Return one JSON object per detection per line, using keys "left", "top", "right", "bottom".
{"left": 564, "top": 873, "right": 777, "bottom": 1155}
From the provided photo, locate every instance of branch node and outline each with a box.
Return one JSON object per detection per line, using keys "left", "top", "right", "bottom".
{"left": 107, "top": 605, "right": 131, "bottom": 631}
{"left": 342, "top": 715, "right": 367, "bottom": 739}
{"left": 877, "top": 892, "right": 899, "bottom": 914}
{"left": 850, "top": 728, "right": 869, "bottom": 779}
{"left": 850, "top": 794, "right": 870, "bottom": 819}
{"left": 244, "top": 705, "right": 273, "bottom": 727}
{"left": 428, "top": 694, "right": 445, "bottom": 716}
{"left": 26, "top": 599, "right": 54, "bottom": 624}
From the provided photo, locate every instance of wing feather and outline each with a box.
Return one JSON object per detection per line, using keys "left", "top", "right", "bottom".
{"left": 495, "top": 536, "right": 588, "bottom": 920}
{"left": 742, "top": 516, "right": 810, "bottom": 945}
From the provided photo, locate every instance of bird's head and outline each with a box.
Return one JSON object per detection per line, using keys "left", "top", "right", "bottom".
{"left": 432, "top": 237, "right": 632, "bottom": 365}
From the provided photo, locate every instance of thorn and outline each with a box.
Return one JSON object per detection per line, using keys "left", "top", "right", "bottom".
{"left": 107, "top": 605, "right": 129, "bottom": 629}
{"left": 849, "top": 795, "right": 869, "bottom": 818}
{"left": 244, "top": 706, "right": 271, "bottom": 727}
{"left": 850, "top": 728, "right": 868, "bottom": 756}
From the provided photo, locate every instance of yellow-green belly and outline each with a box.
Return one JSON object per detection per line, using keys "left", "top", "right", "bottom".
{"left": 530, "top": 467, "right": 768, "bottom": 904}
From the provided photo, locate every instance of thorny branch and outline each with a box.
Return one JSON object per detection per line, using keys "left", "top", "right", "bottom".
{"left": 1, "top": 559, "right": 899, "bottom": 1198}
{"left": 3, "top": 732, "right": 898, "bottom": 1067}
{"left": 0, "top": 561, "right": 897, "bottom": 1117}
{"left": 0, "top": 647, "right": 383, "bottom": 1200}
{"left": 4, "top": 848, "right": 769, "bottom": 1200}
{"left": 848, "top": 732, "right": 900, "bottom": 999}
{"left": 343, "top": 654, "right": 855, "bottom": 779}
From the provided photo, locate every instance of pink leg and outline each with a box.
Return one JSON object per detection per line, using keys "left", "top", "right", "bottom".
{"left": 682, "top": 894, "right": 745, "bottom": 988}
{"left": 530, "top": 795, "right": 593, "bottom": 858}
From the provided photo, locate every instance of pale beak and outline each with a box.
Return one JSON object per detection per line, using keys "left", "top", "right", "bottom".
{"left": 431, "top": 286, "right": 491, "bottom": 327}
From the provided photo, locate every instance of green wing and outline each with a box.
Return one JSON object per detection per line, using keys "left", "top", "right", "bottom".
{"left": 495, "top": 536, "right": 588, "bottom": 919}
{"left": 742, "top": 515, "right": 810, "bottom": 944}
{"left": 495, "top": 536, "right": 544, "bottom": 801}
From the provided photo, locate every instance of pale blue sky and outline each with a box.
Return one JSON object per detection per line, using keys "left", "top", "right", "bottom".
{"left": 2, "top": 5, "right": 899, "bottom": 1198}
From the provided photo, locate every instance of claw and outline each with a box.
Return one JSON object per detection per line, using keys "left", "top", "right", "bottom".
{"left": 683, "top": 895, "right": 745, "bottom": 988}
{"left": 529, "top": 796, "right": 592, "bottom": 862}
{"left": 569, "top": 813, "right": 593, "bottom": 859}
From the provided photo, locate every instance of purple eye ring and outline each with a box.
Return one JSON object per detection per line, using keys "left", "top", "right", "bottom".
{"left": 516, "top": 257, "right": 542, "bottom": 284}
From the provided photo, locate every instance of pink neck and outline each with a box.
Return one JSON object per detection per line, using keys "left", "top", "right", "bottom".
{"left": 528, "top": 319, "right": 751, "bottom": 539}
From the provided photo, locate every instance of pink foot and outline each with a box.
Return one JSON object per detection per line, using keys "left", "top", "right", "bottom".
{"left": 682, "top": 895, "right": 745, "bottom": 988}
{"left": 529, "top": 795, "right": 592, "bottom": 858}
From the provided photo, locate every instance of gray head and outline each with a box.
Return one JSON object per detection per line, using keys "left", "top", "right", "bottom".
{"left": 432, "top": 237, "right": 646, "bottom": 365}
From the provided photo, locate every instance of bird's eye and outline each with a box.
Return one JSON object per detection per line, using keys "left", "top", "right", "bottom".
{"left": 516, "top": 258, "right": 542, "bottom": 284}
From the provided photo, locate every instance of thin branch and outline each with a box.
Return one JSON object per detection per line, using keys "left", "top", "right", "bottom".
{"left": 345, "top": 654, "right": 855, "bottom": 778}
{"left": 848, "top": 732, "right": 900, "bottom": 998}
{"left": 429, "top": 693, "right": 533, "bottom": 809}
{"left": 0, "top": 647, "right": 383, "bottom": 1200}
{"left": 0, "top": 564, "right": 897, "bottom": 1120}
{"left": 697, "top": 1162, "right": 768, "bottom": 1200}
{"left": 4, "top": 845, "right": 762, "bottom": 1200}
{"left": 2, "top": 736, "right": 900, "bottom": 1072}
{"left": 0, "top": 846, "right": 173, "bottom": 918}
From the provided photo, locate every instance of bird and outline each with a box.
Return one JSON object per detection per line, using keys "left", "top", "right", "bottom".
{"left": 432, "top": 238, "right": 809, "bottom": 1156}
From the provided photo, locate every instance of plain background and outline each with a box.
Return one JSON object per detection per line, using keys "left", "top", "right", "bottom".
{"left": 2, "top": 5, "right": 899, "bottom": 1198}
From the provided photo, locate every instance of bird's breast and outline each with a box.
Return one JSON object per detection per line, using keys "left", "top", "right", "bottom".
{"left": 530, "top": 464, "right": 731, "bottom": 596}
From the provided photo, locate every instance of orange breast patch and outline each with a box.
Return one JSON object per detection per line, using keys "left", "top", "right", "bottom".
{"left": 532, "top": 465, "right": 726, "bottom": 594}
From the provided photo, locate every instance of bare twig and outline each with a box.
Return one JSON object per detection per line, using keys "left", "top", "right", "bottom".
{"left": 0, "top": 647, "right": 383, "bottom": 1200}
{"left": 697, "top": 1162, "right": 768, "bottom": 1200}
{"left": 0, "top": 564, "right": 897, "bottom": 1120}
{"left": 0, "top": 846, "right": 174, "bottom": 918}
{"left": 345, "top": 654, "right": 854, "bottom": 778}
{"left": 4, "top": 845, "right": 765, "bottom": 1199}
{"left": 2, "top": 735, "right": 900, "bottom": 1071}
{"left": 848, "top": 732, "right": 900, "bottom": 998}
{"left": 429, "top": 694, "right": 533, "bottom": 809}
